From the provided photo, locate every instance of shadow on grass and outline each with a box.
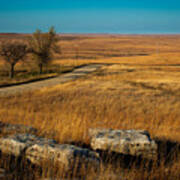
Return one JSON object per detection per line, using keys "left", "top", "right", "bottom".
{"left": 155, "top": 138, "right": 180, "bottom": 165}
{"left": 0, "top": 153, "right": 41, "bottom": 180}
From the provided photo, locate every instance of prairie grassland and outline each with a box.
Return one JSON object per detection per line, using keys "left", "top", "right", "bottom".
{"left": 0, "top": 34, "right": 180, "bottom": 179}
{"left": 1, "top": 57, "right": 180, "bottom": 179}
{"left": 58, "top": 34, "right": 180, "bottom": 59}
{"left": 1, "top": 33, "right": 180, "bottom": 60}
{"left": 1, "top": 61, "right": 180, "bottom": 142}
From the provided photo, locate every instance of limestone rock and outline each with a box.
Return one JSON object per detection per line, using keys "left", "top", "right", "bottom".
{"left": 25, "top": 143, "right": 100, "bottom": 171}
{"left": 0, "top": 134, "right": 56, "bottom": 157}
{"left": 89, "top": 128, "right": 157, "bottom": 159}
{"left": 0, "top": 132, "right": 100, "bottom": 173}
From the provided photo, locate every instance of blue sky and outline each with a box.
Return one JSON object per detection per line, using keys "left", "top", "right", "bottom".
{"left": 0, "top": 0, "right": 180, "bottom": 34}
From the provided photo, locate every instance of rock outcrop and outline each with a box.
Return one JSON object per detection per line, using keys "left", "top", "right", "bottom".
{"left": 0, "top": 133, "right": 100, "bottom": 173}
{"left": 0, "top": 134, "right": 56, "bottom": 157}
{"left": 0, "top": 122, "right": 159, "bottom": 178}
{"left": 89, "top": 128, "right": 158, "bottom": 159}
{"left": 26, "top": 144, "right": 100, "bottom": 171}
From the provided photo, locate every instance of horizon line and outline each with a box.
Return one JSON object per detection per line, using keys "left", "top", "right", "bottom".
{"left": 0, "top": 32, "right": 180, "bottom": 36}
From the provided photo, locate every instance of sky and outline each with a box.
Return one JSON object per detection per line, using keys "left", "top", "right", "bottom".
{"left": 0, "top": 0, "right": 180, "bottom": 34}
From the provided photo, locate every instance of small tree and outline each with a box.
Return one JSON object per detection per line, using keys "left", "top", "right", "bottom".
{"left": 0, "top": 41, "right": 28, "bottom": 78}
{"left": 28, "top": 27, "right": 60, "bottom": 74}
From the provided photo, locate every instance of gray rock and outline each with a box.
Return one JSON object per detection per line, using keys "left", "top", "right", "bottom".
{"left": 89, "top": 128, "right": 157, "bottom": 159}
{"left": 0, "top": 133, "right": 100, "bottom": 173}
{"left": 25, "top": 143, "right": 100, "bottom": 172}
{"left": 0, "top": 134, "right": 56, "bottom": 156}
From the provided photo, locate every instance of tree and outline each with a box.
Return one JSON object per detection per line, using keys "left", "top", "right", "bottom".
{"left": 0, "top": 41, "right": 28, "bottom": 78}
{"left": 28, "top": 27, "right": 60, "bottom": 74}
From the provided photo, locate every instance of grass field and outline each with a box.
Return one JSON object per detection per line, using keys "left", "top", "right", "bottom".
{"left": 58, "top": 34, "right": 180, "bottom": 59}
{"left": 0, "top": 34, "right": 180, "bottom": 179}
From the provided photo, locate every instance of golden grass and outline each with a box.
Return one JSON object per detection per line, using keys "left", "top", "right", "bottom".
{"left": 58, "top": 34, "right": 180, "bottom": 59}
{"left": 0, "top": 61, "right": 180, "bottom": 179}
{"left": 1, "top": 33, "right": 180, "bottom": 60}
{"left": 0, "top": 34, "right": 180, "bottom": 179}
{"left": 1, "top": 58, "right": 180, "bottom": 142}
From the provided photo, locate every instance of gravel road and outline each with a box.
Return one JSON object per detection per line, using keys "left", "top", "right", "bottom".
{"left": 0, "top": 64, "right": 102, "bottom": 96}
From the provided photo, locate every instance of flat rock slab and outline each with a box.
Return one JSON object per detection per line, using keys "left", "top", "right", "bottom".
{"left": 89, "top": 128, "right": 158, "bottom": 159}
{"left": 26, "top": 144, "right": 100, "bottom": 172}
{"left": 0, "top": 133, "right": 100, "bottom": 173}
{"left": 0, "top": 134, "right": 56, "bottom": 156}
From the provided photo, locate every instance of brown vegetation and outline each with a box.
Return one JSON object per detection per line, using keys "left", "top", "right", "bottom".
{"left": 0, "top": 34, "right": 180, "bottom": 179}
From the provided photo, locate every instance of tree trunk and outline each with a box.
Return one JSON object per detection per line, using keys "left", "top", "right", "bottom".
{"left": 10, "top": 63, "right": 15, "bottom": 78}
{"left": 39, "top": 64, "right": 43, "bottom": 74}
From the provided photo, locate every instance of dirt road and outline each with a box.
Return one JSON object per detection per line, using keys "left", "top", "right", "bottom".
{"left": 0, "top": 64, "right": 102, "bottom": 96}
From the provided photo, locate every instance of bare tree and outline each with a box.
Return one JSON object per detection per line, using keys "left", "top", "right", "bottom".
{"left": 28, "top": 27, "right": 60, "bottom": 74}
{"left": 0, "top": 41, "right": 28, "bottom": 78}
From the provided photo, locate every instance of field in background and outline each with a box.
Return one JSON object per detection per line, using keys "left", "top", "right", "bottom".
{"left": 58, "top": 34, "right": 180, "bottom": 59}
{"left": 1, "top": 33, "right": 180, "bottom": 68}
{"left": 1, "top": 33, "right": 180, "bottom": 59}
{"left": 0, "top": 34, "right": 180, "bottom": 179}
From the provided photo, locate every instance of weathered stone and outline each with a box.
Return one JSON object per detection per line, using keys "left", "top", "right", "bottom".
{"left": 89, "top": 128, "right": 158, "bottom": 159}
{"left": 0, "top": 133, "right": 100, "bottom": 173}
{"left": 0, "top": 121, "right": 37, "bottom": 136}
{"left": 0, "top": 134, "right": 56, "bottom": 156}
{"left": 25, "top": 143, "right": 100, "bottom": 172}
